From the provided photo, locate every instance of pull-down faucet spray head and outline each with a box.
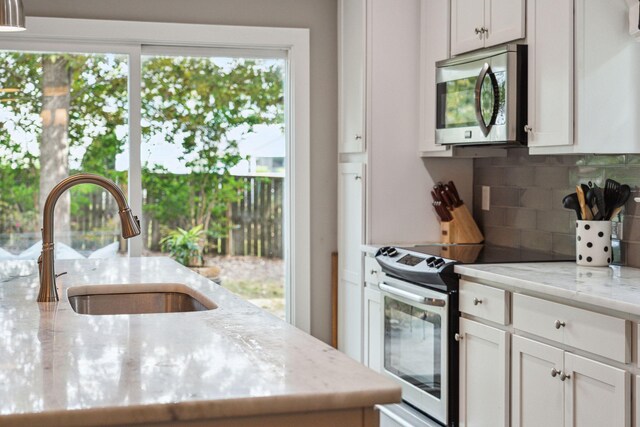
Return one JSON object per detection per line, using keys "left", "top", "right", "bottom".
{"left": 37, "top": 173, "right": 141, "bottom": 302}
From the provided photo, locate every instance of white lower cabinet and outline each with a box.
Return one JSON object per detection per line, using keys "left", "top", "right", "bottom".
{"left": 363, "top": 284, "right": 382, "bottom": 372}
{"left": 512, "top": 336, "right": 564, "bottom": 427}
{"left": 512, "top": 335, "right": 630, "bottom": 427}
{"left": 458, "top": 318, "right": 509, "bottom": 427}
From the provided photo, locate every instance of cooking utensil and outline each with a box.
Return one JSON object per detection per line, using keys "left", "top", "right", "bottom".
{"left": 576, "top": 185, "right": 592, "bottom": 220}
{"left": 447, "top": 181, "right": 463, "bottom": 206}
{"left": 585, "top": 187, "right": 603, "bottom": 220}
{"left": 594, "top": 187, "right": 606, "bottom": 221}
{"left": 604, "top": 179, "right": 621, "bottom": 219}
{"left": 440, "top": 190, "right": 455, "bottom": 209}
{"left": 562, "top": 193, "right": 582, "bottom": 220}
{"left": 607, "top": 184, "right": 631, "bottom": 220}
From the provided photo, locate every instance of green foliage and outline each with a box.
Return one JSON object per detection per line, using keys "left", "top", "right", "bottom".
{"left": 160, "top": 224, "right": 205, "bottom": 266}
{"left": 0, "top": 51, "right": 284, "bottom": 250}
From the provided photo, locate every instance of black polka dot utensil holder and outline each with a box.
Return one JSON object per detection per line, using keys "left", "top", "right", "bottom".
{"left": 576, "top": 220, "right": 612, "bottom": 266}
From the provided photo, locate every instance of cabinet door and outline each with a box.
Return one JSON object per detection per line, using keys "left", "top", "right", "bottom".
{"left": 458, "top": 318, "right": 509, "bottom": 427}
{"left": 451, "top": 0, "right": 485, "bottom": 55}
{"left": 339, "top": 0, "right": 366, "bottom": 153}
{"left": 484, "top": 0, "right": 525, "bottom": 48}
{"left": 363, "top": 285, "right": 382, "bottom": 372}
{"left": 419, "top": 0, "right": 452, "bottom": 155}
{"left": 564, "top": 353, "right": 630, "bottom": 427}
{"left": 526, "top": 0, "right": 573, "bottom": 148}
{"left": 512, "top": 336, "right": 564, "bottom": 427}
{"left": 338, "top": 163, "right": 365, "bottom": 361}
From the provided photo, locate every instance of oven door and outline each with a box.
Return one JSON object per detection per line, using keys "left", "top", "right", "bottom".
{"left": 379, "top": 276, "right": 449, "bottom": 425}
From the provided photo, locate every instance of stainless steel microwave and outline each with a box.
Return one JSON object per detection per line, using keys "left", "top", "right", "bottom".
{"left": 435, "top": 44, "right": 527, "bottom": 146}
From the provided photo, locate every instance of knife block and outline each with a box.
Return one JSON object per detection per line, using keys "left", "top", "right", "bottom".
{"left": 440, "top": 204, "right": 484, "bottom": 244}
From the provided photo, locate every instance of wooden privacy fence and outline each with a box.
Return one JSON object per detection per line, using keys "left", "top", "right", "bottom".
{"left": 215, "top": 176, "right": 284, "bottom": 258}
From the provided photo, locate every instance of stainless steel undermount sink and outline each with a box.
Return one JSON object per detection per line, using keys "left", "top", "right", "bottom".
{"left": 67, "top": 283, "right": 217, "bottom": 315}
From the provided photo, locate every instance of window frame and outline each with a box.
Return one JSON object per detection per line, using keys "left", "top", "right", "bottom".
{"left": 0, "top": 17, "right": 311, "bottom": 332}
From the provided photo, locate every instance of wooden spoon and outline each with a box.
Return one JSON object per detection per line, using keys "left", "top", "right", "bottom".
{"left": 576, "top": 185, "right": 591, "bottom": 220}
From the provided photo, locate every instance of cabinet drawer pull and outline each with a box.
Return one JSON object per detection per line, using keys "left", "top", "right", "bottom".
{"left": 454, "top": 333, "right": 462, "bottom": 342}
{"left": 370, "top": 269, "right": 377, "bottom": 275}
{"left": 560, "top": 372, "right": 571, "bottom": 381}
{"left": 473, "top": 297, "right": 483, "bottom": 306}
{"left": 524, "top": 125, "right": 532, "bottom": 133}
{"left": 554, "top": 320, "right": 566, "bottom": 329}
{"left": 551, "top": 368, "right": 560, "bottom": 378}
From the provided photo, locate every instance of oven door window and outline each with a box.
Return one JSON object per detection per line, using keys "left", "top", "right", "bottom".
{"left": 384, "top": 296, "right": 442, "bottom": 399}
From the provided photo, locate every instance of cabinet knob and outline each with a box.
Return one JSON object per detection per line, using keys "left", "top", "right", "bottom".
{"left": 554, "top": 320, "right": 566, "bottom": 329}
{"left": 481, "top": 27, "right": 488, "bottom": 35}
{"left": 355, "top": 134, "right": 362, "bottom": 140}
{"left": 473, "top": 297, "right": 483, "bottom": 306}
{"left": 454, "top": 333, "right": 462, "bottom": 342}
{"left": 524, "top": 125, "right": 533, "bottom": 133}
{"left": 370, "top": 269, "right": 377, "bottom": 275}
{"left": 474, "top": 27, "right": 482, "bottom": 35}
{"left": 560, "top": 372, "right": 571, "bottom": 381}
{"left": 551, "top": 368, "right": 560, "bottom": 378}
{"left": 354, "top": 175, "right": 362, "bottom": 181}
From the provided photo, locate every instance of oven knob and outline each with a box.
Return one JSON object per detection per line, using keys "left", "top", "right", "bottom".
{"left": 426, "top": 256, "right": 436, "bottom": 264}
{"left": 379, "top": 246, "right": 389, "bottom": 256}
{"left": 433, "top": 258, "right": 445, "bottom": 267}
{"left": 387, "top": 247, "right": 398, "bottom": 257}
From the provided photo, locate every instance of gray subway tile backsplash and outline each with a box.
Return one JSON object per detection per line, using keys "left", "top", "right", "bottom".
{"left": 473, "top": 148, "right": 640, "bottom": 267}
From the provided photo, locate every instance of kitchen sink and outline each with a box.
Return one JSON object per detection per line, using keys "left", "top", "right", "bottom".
{"left": 67, "top": 283, "right": 217, "bottom": 315}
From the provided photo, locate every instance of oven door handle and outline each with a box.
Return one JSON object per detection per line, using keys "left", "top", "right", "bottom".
{"left": 379, "top": 282, "right": 447, "bottom": 307}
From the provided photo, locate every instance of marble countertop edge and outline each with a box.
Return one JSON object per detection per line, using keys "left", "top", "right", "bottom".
{"left": 0, "top": 388, "right": 402, "bottom": 427}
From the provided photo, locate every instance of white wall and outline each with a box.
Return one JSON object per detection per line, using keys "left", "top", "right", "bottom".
{"left": 367, "top": 0, "right": 473, "bottom": 244}
{"left": 23, "top": 0, "right": 338, "bottom": 343}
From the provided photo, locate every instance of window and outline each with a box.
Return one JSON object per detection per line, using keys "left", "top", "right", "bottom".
{"left": 0, "top": 18, "right": 310, "bottom": 330}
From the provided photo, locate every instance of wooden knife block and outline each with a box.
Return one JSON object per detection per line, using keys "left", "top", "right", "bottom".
{"left": 440, "top": 204, "right": 484, "bottom": 244}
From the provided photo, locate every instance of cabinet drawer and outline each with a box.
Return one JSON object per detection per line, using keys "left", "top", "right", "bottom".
{"left": 460, "top": 280, "right": 510, "bottom": 324}
{"left": 513, "top": 294, "right": 629, "bottom": 363}
{"left": 364, "top": 255, "right": 381, "bottom": 284}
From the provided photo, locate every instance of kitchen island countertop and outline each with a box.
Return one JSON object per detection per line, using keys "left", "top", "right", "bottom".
{"left": 0, "top": 257, "right": 400, "bottom": 426}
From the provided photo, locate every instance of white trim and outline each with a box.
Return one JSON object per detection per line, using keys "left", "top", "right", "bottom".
{"left": 128, "top": 46, "right": 143, "bottom": 257}
{"left": 0, "top": 17, "right": 311, "bottom": 333}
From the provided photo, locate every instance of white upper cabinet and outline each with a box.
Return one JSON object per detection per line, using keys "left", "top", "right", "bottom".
{"left": 419, "top": 0, "right": 451, "bottom": 155}
{"left": 451, "top": 0, "right": 525, "bottom": 56}
{"left": 529, "top": 0, "right": 640, "bottom": 154}
{"left": 339, "top": 0, "right": 366, "bottom": 153}
{"left": 526, "top": 0, "right": 574, "bottom": 149}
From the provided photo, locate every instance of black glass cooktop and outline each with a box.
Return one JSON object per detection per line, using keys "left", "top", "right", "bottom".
{"left": 401, "top": 244, "right": 574, "bottom": 265}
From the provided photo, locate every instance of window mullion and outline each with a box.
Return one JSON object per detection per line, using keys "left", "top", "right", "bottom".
{"left": 128, "top": 46, "right": 143, "bottom": 257}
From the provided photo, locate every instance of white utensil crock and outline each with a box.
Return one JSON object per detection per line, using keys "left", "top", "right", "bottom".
{"left": 576, "top": 220, "right": 612, "bottom": 267}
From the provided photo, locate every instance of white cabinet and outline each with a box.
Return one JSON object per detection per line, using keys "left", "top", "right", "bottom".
{"left": 528, "top": 0, "right": 640, "bottom": 154}
{"left": 512, "top": 335, "right": 565, "bottom": 427}
{"left": 451, "top": 0, "right": 525, "bottom": 56}
{"left": 418, "top": 0, "right": 451, "bottom": 155}
{"left": 338, "top": 163, "right": 365, "bottom": 361}
{"left": 512, "top": 334, "right": 630, "bottom": 427}
{"left": 458, "top": 318, "right": 509, "bottom": 427}
{"left": 363, "top": 284, "right": 382, "bottom": 372}
{"left": 339, "top": 0, "right": 366, "bottom": 153}
{"left": 525, "top": 0, "right": 574, "bottom": 149}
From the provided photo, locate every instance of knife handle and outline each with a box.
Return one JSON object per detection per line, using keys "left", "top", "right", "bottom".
{"left": 440, "top": 190, "right": 454, "bottom": 209}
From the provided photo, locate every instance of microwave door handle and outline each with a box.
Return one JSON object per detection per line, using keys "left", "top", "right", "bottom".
{"left": 474, "top": 62, "right": 493, "bottom": 137}
{"left": 379, "top": 282, "right": 446, "bottom": 307}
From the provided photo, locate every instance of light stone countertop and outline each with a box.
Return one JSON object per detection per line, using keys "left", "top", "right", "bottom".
{"left": 0, "top": 257, "right": 400, "bottom": 426}
{"left": 455, "top": 262, "right": 640, "bottom": 318}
